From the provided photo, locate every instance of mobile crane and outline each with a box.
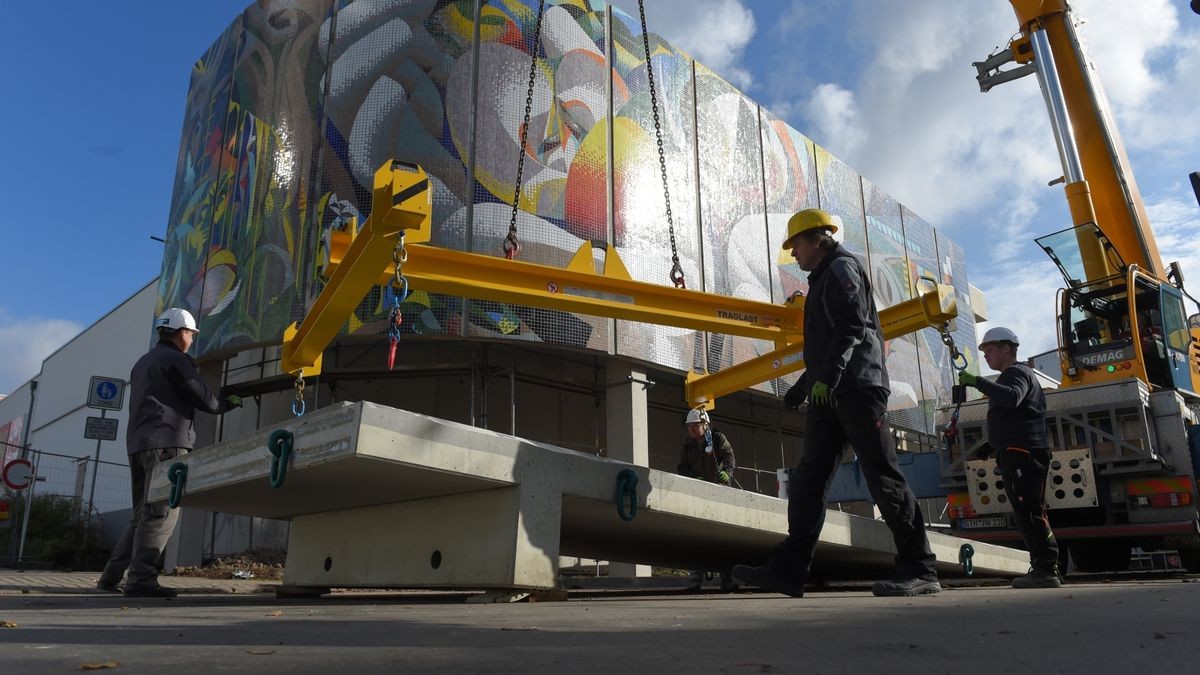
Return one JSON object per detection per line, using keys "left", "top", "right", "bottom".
{"left": 943, "top": 0, "right": 1200, "bottom": 571}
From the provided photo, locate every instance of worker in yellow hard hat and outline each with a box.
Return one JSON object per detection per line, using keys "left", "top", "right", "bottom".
{"left": 734, "top": 208, "right": 941, "bottom": 598}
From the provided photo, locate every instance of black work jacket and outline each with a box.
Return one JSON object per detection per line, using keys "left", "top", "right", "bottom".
{"left": 126, "top": 339, "right": 231, "bottom": 454}
{"left": 678, "top": 429, "right": 736, "bottom": 484}
{"left": 802, "top": 243, "right": 889, "bottom": 394}
{"left": 976, "top": 363, "right": 1048, "bottom": 451}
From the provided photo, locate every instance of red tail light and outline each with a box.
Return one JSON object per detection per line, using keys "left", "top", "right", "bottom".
{"left": 1134, "top": 492, "right": 1193, "bottom": 508}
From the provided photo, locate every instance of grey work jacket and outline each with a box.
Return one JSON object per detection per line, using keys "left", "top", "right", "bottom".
{"left": 126, "top": 339, "right": 231, "bottom": 454}
{"left": 678, "top": 429, "right": 736, "bottom": 484}
{"left": 802, "top": 243, "right": 890, "bottom": 394}
{"left": 976, "top": 363, "right": 1048, "bottom": 452}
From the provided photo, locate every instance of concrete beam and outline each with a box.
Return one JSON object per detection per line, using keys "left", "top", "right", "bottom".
{"left": 149, "top": 401, "right": 1030, "bottom": 590}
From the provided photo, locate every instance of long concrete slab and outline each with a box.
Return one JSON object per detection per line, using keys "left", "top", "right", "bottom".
{"left": 148, "top": 401, "right": 1029, "bottom": 590}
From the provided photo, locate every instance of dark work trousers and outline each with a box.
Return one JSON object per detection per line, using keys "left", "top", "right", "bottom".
{"left": 998, "top": 446, "right": 1059, "bottom": 573}
{"left": 773, "top": 387, "right": 936, "bottom": 581}
{"left": 99, "top": 448, "right": 186, "bottom": 589}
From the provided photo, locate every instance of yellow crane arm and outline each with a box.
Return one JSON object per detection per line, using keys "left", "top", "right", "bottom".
{"left": 1004, "top": 0, "right": 1162, "bottom": 278}
{"left": 684, "top": 282, "right": 958, "bottom": 408}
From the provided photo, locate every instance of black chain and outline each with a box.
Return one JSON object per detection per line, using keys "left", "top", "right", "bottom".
{"left": 506, "top": 0, "right": 546, "bottom": 260}
{"left": 637, "top": 0, "right": 683, "bottom": 288}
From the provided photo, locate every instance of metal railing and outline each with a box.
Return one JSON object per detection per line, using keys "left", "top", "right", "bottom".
{"left": 1, "top": 449, "right": 129, "bottom": 567}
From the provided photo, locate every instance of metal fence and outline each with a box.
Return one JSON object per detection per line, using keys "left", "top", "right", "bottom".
{"left": 1, "top": 449, "right": 129, "bottom": 567}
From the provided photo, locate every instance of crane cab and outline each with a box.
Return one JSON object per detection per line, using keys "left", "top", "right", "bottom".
{"left": 1038, "top": 223, "right": 1200, "bottom": 393}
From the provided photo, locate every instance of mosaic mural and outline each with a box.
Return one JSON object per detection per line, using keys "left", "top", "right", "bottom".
{"left": 158, "top": 0, "right": 980, "bottom": 431}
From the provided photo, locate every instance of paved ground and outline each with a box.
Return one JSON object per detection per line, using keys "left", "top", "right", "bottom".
{"left": 0, "top": 570, "right": 1196, "bottom": 674}
{"left": 0, "top": 570, "right": 278, "bottom": 596}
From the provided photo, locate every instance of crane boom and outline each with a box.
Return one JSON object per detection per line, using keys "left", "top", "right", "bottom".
{"left": 1007, "top": 0, "right": 1163, "bottom": 278}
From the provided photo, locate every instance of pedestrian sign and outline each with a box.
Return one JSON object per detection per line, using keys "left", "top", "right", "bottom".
{"left": 87, "top": 376, "right": 126, "bottom": 411}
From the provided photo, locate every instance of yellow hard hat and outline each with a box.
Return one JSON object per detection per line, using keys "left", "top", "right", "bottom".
{"left": 782, "top": 208, "right": 838, "bottom": 249}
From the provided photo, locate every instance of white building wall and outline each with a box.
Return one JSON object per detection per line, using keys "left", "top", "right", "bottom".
{"left": 4, "top": 280, "right": 157, "bottom": 514}
{"left": 0, "top": 381, "right": 34, "bottom": 463}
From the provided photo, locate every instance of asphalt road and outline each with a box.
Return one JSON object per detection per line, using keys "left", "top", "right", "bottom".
{"left": 1, "top": 578, "right": 1196, "bottom": 674}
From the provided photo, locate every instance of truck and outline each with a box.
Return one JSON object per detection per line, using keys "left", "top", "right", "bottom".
{"left": 941, "top": 0, "right": 1200, "bottom": 572}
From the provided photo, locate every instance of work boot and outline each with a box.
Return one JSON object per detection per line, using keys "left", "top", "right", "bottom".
{"left": 872, "top": 575, "right": 941, "bottom": 597}
{"left": 1011, "top": 568, "right": 1062, "bottom": 589}
{"left": 123, "top": 584, "right": 178, "bottom": 599}
{"left": 95, "top": 580, "right": 122, "bottom": 594}
{"left": 719, "top": 573, "right": 740, "bottom": 593}
{"left": 731, "top": 564, "right": 805, "bottom": 598}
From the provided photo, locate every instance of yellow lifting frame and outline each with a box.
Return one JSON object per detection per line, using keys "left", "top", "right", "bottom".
{"left": 684, "top": 282, "right": 958, "bottom": 408}
{"left": 281, "top": 160, "right": 959, "bottom": 410}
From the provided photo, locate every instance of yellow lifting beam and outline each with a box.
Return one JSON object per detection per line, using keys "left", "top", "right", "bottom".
{"left": 280, "top": 161, "right": 433, "bottom": 377}
{"left": 684, "top": 282, "right": 958, "bottom": 408}
{"left": 280, "top": 160, "right": 958, "bottom": 411}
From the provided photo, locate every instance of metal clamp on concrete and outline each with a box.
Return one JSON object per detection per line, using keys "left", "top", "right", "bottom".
{"left": 268, "top": 430, "right": 294, "bottom": 489}
{"left": 960, "top": 543, "right": 975, "bottom": 576}
{"left": 167, "top": 462, "right": 188, "bottom": 509}
{"left": 615, "top": 468, "right": 638, "bottom": 522}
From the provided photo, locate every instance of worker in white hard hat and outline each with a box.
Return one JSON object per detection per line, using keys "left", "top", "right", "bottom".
{"left": 97, "top": 308, "right": 244, "bottom": 598}
{"left": 678, "top": 408, "right": 738, "bottom": 591}
{"left": 734, "top": 209, "right": 940, "bottom": 598}
{"left": 959, "top": 327, "right": 1060, "bottom": 588}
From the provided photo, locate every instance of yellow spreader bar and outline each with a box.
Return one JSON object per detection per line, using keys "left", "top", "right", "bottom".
{"left": 280, "top": 161, "right": 432, "bottom": 377}
{"left": 281, "top": 160, "right": 957, "bottom": 411}
{"left": 684, "top": 283, "right": 958, "bottom": 408}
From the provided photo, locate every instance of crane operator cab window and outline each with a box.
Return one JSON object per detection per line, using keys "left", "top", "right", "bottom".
{"left": 1038, "top": 224, "right": 1199, "bottom": 391}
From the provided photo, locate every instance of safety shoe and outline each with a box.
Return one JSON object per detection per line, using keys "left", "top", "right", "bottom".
{"left": 95, "top": 580, "right": 122, "bottom": 594}
{"left": 872, "top": 576, "right": 942, "bottom": 597}
{"left": 1011, "top": 568, "right": 1062, "bottom": 589}
{"left": 731, "top": 564, "right": 805, "bottom": 597}
{"left": 123, "top": 584, "right": 178, "bottom": 598}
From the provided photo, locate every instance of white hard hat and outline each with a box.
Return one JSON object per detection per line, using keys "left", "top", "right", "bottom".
{"left": 684, "top": 408, "right": 709, "bottom": 425}
{"left": 156, "top": 308, "right": 199, "bottom": 333}
{"left": 978, "top": 326, "right": 1018, "bottom": 349}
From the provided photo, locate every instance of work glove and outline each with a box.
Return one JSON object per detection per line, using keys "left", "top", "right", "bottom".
{"left": 225, "top": 394, "right": 244, "bottom": 408}
{"left": 958, "top": 371, "right": 979, "bottom": 387}
{"left": 717, "top": 470, "right": 731, "bottom": 484}
{"left": 783, "top": 373, "right": 808, "bottom": 410}
{"left": 810, "top": 380, "right": 833, "bottom": 407}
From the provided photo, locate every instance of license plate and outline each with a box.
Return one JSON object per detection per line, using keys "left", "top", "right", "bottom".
{"left": 961, "top": 516, "right": 1007, "bottom": 529}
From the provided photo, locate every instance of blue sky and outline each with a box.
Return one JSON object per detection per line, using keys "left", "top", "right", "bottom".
{"left": 1, "top": 0, "right": 1198, "bottom": 394}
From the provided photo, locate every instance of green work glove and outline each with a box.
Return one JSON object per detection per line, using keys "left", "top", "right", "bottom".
{"left": 958, "top": 371, "right": 979, "bottom": 387}
{"left": 717, "top": 470, "right": 731, "bottom": 484}
{"left": 225, "top": 394, "right": 244, "bottom": 408}
{"left": 810, "top": 380, "right": 832, "bottom": 407}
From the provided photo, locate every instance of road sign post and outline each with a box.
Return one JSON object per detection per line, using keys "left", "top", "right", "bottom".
{"left": 83, "top": 376, "right": 126, "bottom": 538}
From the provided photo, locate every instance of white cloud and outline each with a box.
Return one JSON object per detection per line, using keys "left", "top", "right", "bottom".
{"left": 1069, "top": 0, "right": 1200, "bottom": 152}
{"left": 642, "top": 0, "right": 756, "bottom": 89}
{"left": 973, "top": 266, "right": 1065, "bottom": 370}
{"left": 762, "top": 0, "right": 1196, "bottom": 360}
{"left": 1147, "top": 190, "right": 1200, "bottom": 289}
{"left": 0, "top": 311, "right": 82, "bottom": 395}
{"left": 805, "top": 83, "right": 866, "bottom": 156}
